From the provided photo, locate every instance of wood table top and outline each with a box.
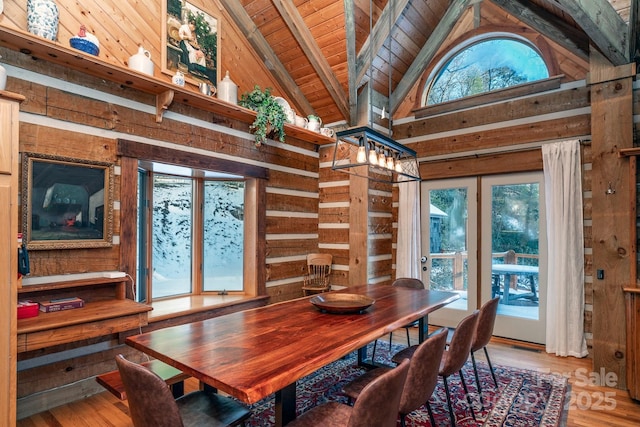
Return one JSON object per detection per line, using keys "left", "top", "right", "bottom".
{"left": 125, "top": 284, "right": 459, "bottom": 404}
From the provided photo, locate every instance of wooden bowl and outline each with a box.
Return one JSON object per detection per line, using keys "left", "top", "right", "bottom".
{"left": 310, "top": 293, "right": 375, "bottom": 314}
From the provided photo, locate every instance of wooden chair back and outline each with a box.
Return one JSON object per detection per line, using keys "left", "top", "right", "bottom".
{"left": 303, "top": 253, "right": 332, "bottom": 294}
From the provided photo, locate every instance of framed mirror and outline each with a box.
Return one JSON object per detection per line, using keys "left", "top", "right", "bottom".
{"left": 22, "top": 153, "right": 114, "bottom": 250}
{"left": 162, "top": 0, "right": 219, "bottom": 89}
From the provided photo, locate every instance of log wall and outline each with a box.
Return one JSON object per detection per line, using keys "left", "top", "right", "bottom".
{"left": 1, "top": 39, "right": 325, "bottom": 413}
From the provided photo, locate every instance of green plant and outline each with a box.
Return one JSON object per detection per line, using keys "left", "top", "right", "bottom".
{"left": 239, "top": 86, "right": 287, "bottom": 146}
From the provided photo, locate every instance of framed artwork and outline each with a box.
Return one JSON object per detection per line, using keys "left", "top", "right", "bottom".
{"left": 162, "top": 0, "right": 219, "bottom": 88}
{"left": 22, "top": 153, "right": 114, "bottom": 250}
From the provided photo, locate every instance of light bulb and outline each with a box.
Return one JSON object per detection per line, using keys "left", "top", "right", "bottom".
{"left": 380, "top": 106, "right": 387, "bottom": 120}
{"left": 395, "top": 160, "right": 403, "bottom": 173}
{"left": 386, "top": 156, "right": 395, "bottom": 170}
{"left": 356, "top": 146, "right": 367, "bottom": 163}
{"left": 369, "top": 148, "right": 378, "bottom": 165}
{"left": 378, "top": 152, "right": 386, "bottom": 167}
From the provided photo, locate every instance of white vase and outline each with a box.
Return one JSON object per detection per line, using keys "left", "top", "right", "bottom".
{"left": 27, "top": 0, "right": 59, "bottom": 41}
{"left": 217, "top": 71, "right": 238, "bottom": 104}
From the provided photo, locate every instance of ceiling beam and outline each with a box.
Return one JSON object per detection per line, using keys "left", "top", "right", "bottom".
{"left": 344, "top": 0, "right": 358, "bottom": 126}
{"left": 355, "top": 0, "right": 410, "bottom": 87}
{"left": 272, "top": 0, "right": 350, "bottom": 121}
{"left": 555, "top": 0, "right": 629, "bottom": 65}
{"left": 390, "top": 0, "right": 471, "bottom": 113}
{"left": 218, "top": 0, "right": 315, "bottom": 115}
{"left": 491, "top": 0, "right": 589, "bottom": 62}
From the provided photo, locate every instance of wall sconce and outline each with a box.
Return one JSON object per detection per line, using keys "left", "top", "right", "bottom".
{"left": 605, "top": 182, "right": 616, "bottom": 195}
{"left": 331, "top": 126, "right": 421, "bottom": 183}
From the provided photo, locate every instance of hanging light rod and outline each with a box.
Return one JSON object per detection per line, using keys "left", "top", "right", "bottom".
{"left": 331, "top": 126, "right": 421, "bottom": 183}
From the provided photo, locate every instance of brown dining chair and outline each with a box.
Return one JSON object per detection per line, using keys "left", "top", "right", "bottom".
{"left": 470, "top": 297, "right": 500, "bottom": 405}
{"left": 302, "top": 253, "right": 333, "bottom": 296}
{"left": 371, "top": 277, "right": 425, "bottom": 361}
{"left": 115, "top": 354, "right": 251, "bottom": 427}
{"left": 286, "top": 358, "right": 410, "bottom": 427}
{"left": 344, "top": 328, "right": 448, "bottom": 427}
{"left": 393, "top": 311, "right": 479, "bottom": 427}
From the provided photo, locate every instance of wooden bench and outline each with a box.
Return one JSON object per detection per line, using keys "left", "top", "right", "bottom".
{"left": 96, "top": 359, "right": 190, "bottom": 400}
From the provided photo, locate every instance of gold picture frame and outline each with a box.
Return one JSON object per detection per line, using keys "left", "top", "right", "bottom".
{"left": 162, "top": 0, "right": 219, "bottom": 88}
{"left": 22, "top": 153, "right": 114, "bottom": 250}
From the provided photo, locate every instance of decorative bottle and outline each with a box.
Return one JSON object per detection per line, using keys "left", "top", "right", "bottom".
{"left": 27, "top": 0, "right": 59, "bottom": 41}
{"left": 217, "top": 71, "right": 238, "bottom": 105}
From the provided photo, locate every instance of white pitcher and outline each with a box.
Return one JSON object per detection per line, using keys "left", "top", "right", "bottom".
{"left": 128, "top": 46, "right": 154, "bottom": 76}
{"left": 307, "top": 115, "right": 322, "bottom": 132}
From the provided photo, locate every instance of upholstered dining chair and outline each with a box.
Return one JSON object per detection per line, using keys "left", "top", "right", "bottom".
{"left": 286, "top": 358, "right": 410, "bottom": 427}
{"left": 371, "top": 277, "right": 425, "bottom": 361}
{"left": 344, "top": 328, "right": 448, "bottom": 427}
{"left": 393, "top": 310, "right": 479, "bottom": 427}
{"left": 302, "top": 253, "right": 333, "bottom": 296}
{"left": 115, "top": 354, "right": 251, "bottom": 427}
{"left": 470, "top": 297, "right": 500, "bottom": 405}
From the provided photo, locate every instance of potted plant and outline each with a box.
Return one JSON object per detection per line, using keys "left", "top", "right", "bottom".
{"left": 239, "top": 86, "right": 287, "bottom": 146}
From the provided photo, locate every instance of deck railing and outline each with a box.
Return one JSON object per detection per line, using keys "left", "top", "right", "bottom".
{"left": 429, "top": 250, "right": 539, "bottom": 290}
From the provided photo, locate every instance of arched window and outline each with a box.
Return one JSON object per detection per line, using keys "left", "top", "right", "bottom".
{"left": 423, "top": 36, "right": 549, "bottom": 106}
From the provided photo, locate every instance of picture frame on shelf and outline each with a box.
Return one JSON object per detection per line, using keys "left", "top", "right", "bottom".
{"left": 162, "top": 0, "right": 219, "bottom": 89}
{"left": 21, "top": 153, "right": 114, "bottom": 250}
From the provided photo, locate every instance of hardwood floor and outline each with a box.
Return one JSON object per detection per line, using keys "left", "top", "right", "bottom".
{"left": 16, "top": 332, "right": 640, "bottom": 426}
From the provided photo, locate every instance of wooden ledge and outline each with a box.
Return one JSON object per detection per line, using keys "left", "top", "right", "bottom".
{"left": 148, "top": 294, "right": 269, "bottom": 322}
{"left": 0, "top": 26, "right": 335, "bottom": 144}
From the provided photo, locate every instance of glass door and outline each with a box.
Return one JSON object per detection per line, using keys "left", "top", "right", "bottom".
{"left": 421, "top": 173, "right": 547, "bottom": 343}
{"left": 420, "top": 178, "right": 478, "bottom": 327}
{"left": 480, "top": 172, "right": 547, "bottom": 343}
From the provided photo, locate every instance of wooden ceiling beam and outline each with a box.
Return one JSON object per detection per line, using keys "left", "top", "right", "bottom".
{"left": 555, "top": 0, "right": 629, "bottom": 65}
{"left": 491, "top": 0, "right": 589, "bottom": 63}
{"left": 218, "top": 0, "right": 315, "bottom": 116}
{"left": 272, "top": 0, "right": 350, "bottom": 121}
{"left": 390, "top": 0, "right": 471, "bottom": 114}
{"left": 344, "top": 0, "right": 358, "bottom": 126}
{"left": 355, "top": 0, "right": 410, "bottom": 87}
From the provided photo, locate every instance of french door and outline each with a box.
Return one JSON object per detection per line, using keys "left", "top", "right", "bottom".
{"left": 420, "top": 172, "right": 547, "bottom": 343}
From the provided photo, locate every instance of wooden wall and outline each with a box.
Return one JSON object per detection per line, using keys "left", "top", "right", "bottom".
{"left": 396, "top": 77, "right": 594, "bottom": 336}
{"left": 0, "top": 0, "right": 329, "bottom": 408}
{"left": 0, "top": 0, "right": 287, "bottom": 102}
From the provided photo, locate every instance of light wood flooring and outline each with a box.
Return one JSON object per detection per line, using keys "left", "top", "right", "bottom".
{"left": 16, "top": 331, "right": 640, "bottom": 427}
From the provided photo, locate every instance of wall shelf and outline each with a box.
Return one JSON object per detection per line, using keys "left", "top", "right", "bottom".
{"left": 17, "top": 275, "right": 151, "bottom": 353}
{"left": 0, "top": 26, "right": 335, "bottom": 143}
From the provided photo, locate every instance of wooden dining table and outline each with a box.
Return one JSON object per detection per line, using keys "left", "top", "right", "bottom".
{"left": 125, "top": 283, "right": 459, "bottom": 426}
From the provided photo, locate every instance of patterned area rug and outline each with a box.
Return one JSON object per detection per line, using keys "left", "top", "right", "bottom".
{"left": 246, "top": 341, "right": 569, "bottom": 426}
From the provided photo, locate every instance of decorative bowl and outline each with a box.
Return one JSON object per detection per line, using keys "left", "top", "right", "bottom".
{"left": 70, "top": 38, "right": 99, "bottom": 56}
{"left": 310, "top": 293, "right": 375, "bottom": 314}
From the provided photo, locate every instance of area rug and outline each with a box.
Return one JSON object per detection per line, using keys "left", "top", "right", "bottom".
{"left": 246, "top": 341, "right": 569, "bottom": 426}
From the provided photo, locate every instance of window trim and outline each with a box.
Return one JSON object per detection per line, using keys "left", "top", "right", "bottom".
{"left": 421, "top": 33, "right": 550, "bottom": 107}
{"left": 117, "top": 139, "right": 268, "bottom": 305}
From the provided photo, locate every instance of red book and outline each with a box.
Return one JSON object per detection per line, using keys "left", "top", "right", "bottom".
{"left": 39, "top": 297, "right": 85, "bottom": 313}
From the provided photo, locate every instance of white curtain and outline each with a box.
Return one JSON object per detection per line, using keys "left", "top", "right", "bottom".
{"left": 542, "top": 140, "right": 588, "bottom": 357}
{"left": 396, "top": 180, "right": 421, "bottom": 278}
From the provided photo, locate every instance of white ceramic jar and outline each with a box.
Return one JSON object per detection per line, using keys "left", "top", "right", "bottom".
{"left": 217, "top": 71, "right": 238, "bottom": 104}
{"left": 27, "top": 0, "right": 59, "bottom": 41}
{"left": 172, "top": 71, "right": 185, "bottom": 87}
{"left": 128, "top": 46, "right": 154, "bottom": 76}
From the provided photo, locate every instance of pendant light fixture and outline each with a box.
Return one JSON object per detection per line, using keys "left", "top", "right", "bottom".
{"left": 331, "top": 0, "right": 421, "bottom": 183}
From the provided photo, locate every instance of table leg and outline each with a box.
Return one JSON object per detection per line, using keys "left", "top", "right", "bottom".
{"left": 418, "top": 316, "right": 427, "bottom": 342}
{"left": 275, "top": 382, "right": 296, "bottom": 426}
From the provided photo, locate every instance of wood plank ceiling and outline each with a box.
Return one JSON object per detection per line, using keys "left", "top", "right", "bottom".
{"left": 221, "top": 0, "right": 633, "bottom": 127}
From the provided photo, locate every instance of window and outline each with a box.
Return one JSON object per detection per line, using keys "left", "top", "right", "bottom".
{"left": 423, "top": 36, "right": 549, "bottom": 105}
{"left": 136, "top": 162, "right": 245, "bottom": 301}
